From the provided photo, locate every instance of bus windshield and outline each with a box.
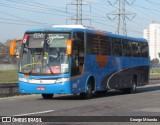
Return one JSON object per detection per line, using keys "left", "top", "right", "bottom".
{"left": 20, "top": 33, "right": 70, "bottom": 75}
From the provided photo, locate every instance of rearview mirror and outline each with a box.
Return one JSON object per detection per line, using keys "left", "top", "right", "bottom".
{"left": 10, "top": 39, "right": 22, "bottom": 56}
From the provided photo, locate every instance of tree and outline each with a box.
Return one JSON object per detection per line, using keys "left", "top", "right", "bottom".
{"left": 150, "top": 58, "right": 159, "bottom": 67}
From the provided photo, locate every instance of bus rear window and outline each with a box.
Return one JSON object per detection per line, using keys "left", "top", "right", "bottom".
{"left": 140, "top": 42, "right": 148, "bottom": 58}
{"left": 132, "top": 42, "right": 141, "bottom": 57}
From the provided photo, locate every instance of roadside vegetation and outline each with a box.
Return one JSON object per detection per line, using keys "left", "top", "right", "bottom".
{"left": 150, "top": 68, "right": 160, "bottom": 79}
{"left": 0, "top": 70, "right": 18, "bottom": 83}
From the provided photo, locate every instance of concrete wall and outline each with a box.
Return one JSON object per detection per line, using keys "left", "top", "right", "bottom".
{"left": 0, "top": 83, "right": 19, "bottom": 97}
{"left": 0, "top": 64, "right": 18, "bottom": 70}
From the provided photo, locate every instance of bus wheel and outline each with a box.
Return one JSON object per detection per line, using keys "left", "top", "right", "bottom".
{"left": 130, "top": 77, "right": 137, "bottom": 93}
{"left": 80, "top": 80, "right": 93, "bottom": 99}
{"left": 42, "top": 94, "right": 54, "bottom": 99}
{"left": 122, "top": 77, "right": 137, "bottom": 94}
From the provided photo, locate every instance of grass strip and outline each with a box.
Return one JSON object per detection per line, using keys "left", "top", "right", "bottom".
{"left": 0, "top": 70, "right": 18, "bottom": 83}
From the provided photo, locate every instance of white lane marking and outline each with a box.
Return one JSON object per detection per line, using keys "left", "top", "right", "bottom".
{"left": 13, "top": 110, "right": 55, "bottom": 116}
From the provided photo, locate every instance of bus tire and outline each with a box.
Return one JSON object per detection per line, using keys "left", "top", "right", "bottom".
{"left": 122, "top": 77, "right": 137, "bottom": 94}
{"left": 42, "top": 94, "right": 54, "bottom": 99}
{"left": 80, "top": 80, "right": 93, "bottom": 99}
{"left": 130, "top": 77, "right": 137, "bottom": 93}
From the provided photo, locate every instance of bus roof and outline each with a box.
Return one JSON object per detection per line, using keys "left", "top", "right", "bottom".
{"left": 52, "top": 25, "right": 86, "bottom": 29}
{"left": 26, "top": 25, "right": 147, "bottom": 43}
{"left": 26, "top": 25, "right": 86, "bottom": 33}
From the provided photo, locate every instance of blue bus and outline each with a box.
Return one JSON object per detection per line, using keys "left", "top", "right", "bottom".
{"left": 10, "top": 25, "right": 150, "bottom": 99}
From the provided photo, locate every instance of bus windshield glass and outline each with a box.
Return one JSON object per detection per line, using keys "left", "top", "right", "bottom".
{"left": 20, "top": 33, "right": 70, "bottom": 75}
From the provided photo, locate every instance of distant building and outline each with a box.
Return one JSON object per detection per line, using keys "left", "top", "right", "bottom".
{"left": 143, "top": 22, "right": 160, "bottom": 60}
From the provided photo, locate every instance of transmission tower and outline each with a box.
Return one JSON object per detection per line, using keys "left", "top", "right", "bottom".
{"left": 66, "top": 0, "right": 91, "bottom": 26}
{"left": 107, "top": 0, "right": 136, "bottom": 35}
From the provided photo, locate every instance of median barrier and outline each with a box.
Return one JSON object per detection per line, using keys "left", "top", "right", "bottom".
{"left": 0, "top": 83, "right": 19, "bottom": 97}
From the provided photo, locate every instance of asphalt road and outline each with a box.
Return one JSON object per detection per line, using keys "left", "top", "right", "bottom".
{"left": 0, "top": 83, "right": 160, "bottom": 124}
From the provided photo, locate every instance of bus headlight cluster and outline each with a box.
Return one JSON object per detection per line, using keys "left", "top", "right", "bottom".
{"left": 19, "top": 77, "right": 69, "bottom": 84}
{"left": 19, "top": 77, "right": 27, "bottom": 82}
{"left": 56, "top": 78, "right": 69, "bottom": 83}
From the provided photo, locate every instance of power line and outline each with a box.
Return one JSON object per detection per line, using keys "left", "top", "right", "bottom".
{"left": 107, "top": 0, "right": 136, "bottom": 36}
{"left": 131, "top": 3, "right": 160, "bottom": 24}
{"left": 0, "top": 10, "right": 51, "bottom": 26}
{"left": 0, "top": 21, "right": 46, "bottom": 27}
{"left": 66, "top": 0, "right": 91, "bottom": 26}
{"left": 0, "top": 1, "right": 72, "bottom": 17}
{"left": 145, "top": 0, "right": 160, "bottom": 7}
{"left": 0, "top": 17, "right": 53, "bottom": 27}
{"left": 4, "top": 0, "right": 67, "bottom": 13}
{"left": 92, "top": 20, "right": 142, "bottom": 35}
{"left": 1, "top": 0, "right": 159, "bottom": 39}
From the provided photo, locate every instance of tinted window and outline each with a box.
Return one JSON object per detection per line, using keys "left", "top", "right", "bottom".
{"left": 140, "top": 42, "right": 148, "bottom": 58}
{"left": 122, "top": 40, "right": 132, "bottom": 57}
{"left": 99, "top": 36, "right": 111, "bottom": 55}
{"left": 112, "top": 38, "right": 122, "bottom": 56}
{"left": 87, "top": 34, "right": 99, "bottom": 54}
{"left": 132, "top": 42, "right": 141, "bottom": 57}
{"left": 87, "top": 34, "right": 111, "bottom": 55}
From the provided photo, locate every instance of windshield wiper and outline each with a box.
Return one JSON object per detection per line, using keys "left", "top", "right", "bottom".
{"left": 46, "top": 63, "right": 55, "bottom": 75}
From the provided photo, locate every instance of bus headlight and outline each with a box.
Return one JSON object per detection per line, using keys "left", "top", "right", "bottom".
{"left": 56, "top": 78, "right": 69, "bottom": 83}
{"left": 19, "top": 77, "right": 27, "bottom": 82}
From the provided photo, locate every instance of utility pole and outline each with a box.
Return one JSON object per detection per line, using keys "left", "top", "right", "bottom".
{"left": 107, "top": 0, "right": 136, "bottom": 35}
{"left": 117, "top": 0, "right": 126, "bottom": 35}
{"left": 66, "top": 0, "right": 91, "bottom": 26}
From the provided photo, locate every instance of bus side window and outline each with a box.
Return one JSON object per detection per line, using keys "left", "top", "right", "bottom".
{"left": 112, "top": 38, "right": 122, "bottom": 56}
{"left": 140, "top": 42, "right": 148, "bottom": 58}
{"left": 122, "top": 40, "right": 132, "bottom": 57}
{"left": 100, "top": 36, "right": 111, "bottom": 56}
{"left": 132, "top": 42, "right": 141, "bottom": 57}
